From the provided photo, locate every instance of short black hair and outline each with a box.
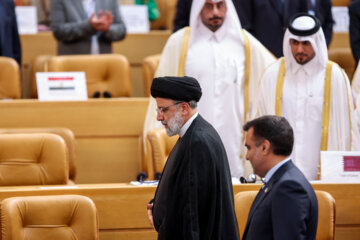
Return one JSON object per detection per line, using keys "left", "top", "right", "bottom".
{"left": 243, "top": 115, "right": 294, "bottom": 156}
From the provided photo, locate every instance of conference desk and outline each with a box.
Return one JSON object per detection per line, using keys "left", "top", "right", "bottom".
{"left": 0, "top": 183, "right": 357, "bottom": 240}
{"left": 0, "top": 98, "right": 149, "bottom": 184}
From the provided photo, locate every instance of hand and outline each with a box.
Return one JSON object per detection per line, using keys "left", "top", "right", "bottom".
{"left": 90, "top": 10, "right": 114, "bottom": 32}
{"left": 147, "top": 203, "right": 155, "bottom": 229}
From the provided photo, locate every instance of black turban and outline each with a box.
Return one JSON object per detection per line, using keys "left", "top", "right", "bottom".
{"left": 151, "top": 76, "right": 202, "bottom": 102}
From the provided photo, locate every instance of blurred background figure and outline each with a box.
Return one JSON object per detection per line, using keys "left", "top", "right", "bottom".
{"left": 237, "top": 0, "right": 334, "bottom": 58}
{"left": 0, "top": 0, "right": 22, "bottom": 66}
{"left": 173, "top": 0, "right": 333, "bottom": 58}
{"left": 50, "top": 0, "right": 126, "bottom": 55}
{"left": 32, "top": 0, "right": 51, "bottom": 31}
{"left": 349, "top": 0, "right": 360, "bottom": 66}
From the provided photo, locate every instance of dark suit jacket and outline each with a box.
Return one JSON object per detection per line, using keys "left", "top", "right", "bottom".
{"left": 152, "top": 115, "right": 239, "bottom": 240}
{"left": 243, "top": 160, "right": 318, "bottom": 240}
{"left": 50, "top": 0, "right": 126, "bottom": 55}
{"left": 349, "top": 0, "right": 360, "bottom": 65}
{"left": 0, "top": 0, "right": 22, "bottom": 66}
{"left": 238, "top": 0, "right": 333, "bottom": 57}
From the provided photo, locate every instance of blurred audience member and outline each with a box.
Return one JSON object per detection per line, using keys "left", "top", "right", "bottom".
{"left": 32, "top": 0, "right": 51, "bottom": 31}
{"left": 349, "top": 0, "right": 360, "bottom": 65}
{"left": 0, "top": 0, "right": 22, "bottom": 66}
{"left": 238, "top": 0, "right": 333, "bottom": 57}
{"left": 50, "top": 0, "right": 126, "bottom": 55}
{"left": 173, "top": 0, "right": 333, "bottom": 58}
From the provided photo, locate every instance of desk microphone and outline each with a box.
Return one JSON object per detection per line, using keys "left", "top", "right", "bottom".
{"left": 136, "top": 172, "right": 147, "bottom": 182}
{"left": 154, "top": 172, "right": 162, "bottom": 180}
{"left": 240, "top": 174, "right": 257, "bottom": 183}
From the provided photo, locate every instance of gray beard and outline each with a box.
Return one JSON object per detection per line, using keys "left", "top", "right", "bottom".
{"left": 164, "top": 111, "right": 184, "bottom": 136}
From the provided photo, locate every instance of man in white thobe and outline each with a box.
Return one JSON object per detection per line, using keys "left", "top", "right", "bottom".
{"left": 144, "top": 0, "right": 275, "bottom": 179}
{"left": 256, "top": 13, "right": 360, "bottom": 180}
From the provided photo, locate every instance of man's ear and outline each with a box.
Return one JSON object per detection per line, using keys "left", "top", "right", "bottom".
{"left": 181, "top": 102, "right": 190, "bottom": 115}
{"left": 261, "top": 140, "right": 271, "bottom": 155}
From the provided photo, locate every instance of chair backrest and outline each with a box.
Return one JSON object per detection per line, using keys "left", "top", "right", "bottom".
{"left": 150, "top": 0, "right": 177, "bottom": 30}
{"left": 145, "top": 128, "right": 178, "bottom": 179}
{"left": 0, "top": 133, "right": 68, "bottom": 186}
{"left": 48, "top": 54, "right": 131, "bottom": 98}
{"left": 0, "top": 195, "right": 99, "bottom": 240}
{"left": 328, "top": 48, "right": 355, "bottom": 81}
{"left": 142, "top": 54, "right": 161, "bottom": 97}
{"left": 0, "top": 56, "right": 21, "bottom": 99}
{"left": 0, "top": 128, "right": 77, "bottom": 182}
{"left": 234, "top": 190, "right": 335, "bottom": 240}
{"left": 31, "top": 55, "right": 53, "bottom": 98}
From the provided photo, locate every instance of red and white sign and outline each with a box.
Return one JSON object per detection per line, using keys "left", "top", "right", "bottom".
{"left": 36, "top": 72, "right": 88, "bottom": 101}
{"left": 321, "top": 151, "right": 360, "bottom": 183}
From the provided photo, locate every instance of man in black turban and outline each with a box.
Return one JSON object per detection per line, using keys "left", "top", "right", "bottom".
{"left": 147, "top": 76, "right": 239, "bottom": 240}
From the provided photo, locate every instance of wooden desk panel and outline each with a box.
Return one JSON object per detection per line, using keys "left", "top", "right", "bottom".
{"left": 0, "top": 183, "right": 357, "bottom": 240}
{"left": 0, "top": 99, "right": 149, "bottom": 183}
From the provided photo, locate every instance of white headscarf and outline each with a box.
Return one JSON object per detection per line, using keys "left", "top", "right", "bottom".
{"left": 283, "top": 15, "right": 328, "bottom": 70}
{"left": 188, "top": 0, "right": 243, "bottom": 46}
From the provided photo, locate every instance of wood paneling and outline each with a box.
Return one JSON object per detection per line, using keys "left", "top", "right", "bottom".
{"left": 0, "top": 99, "right": 149, "bottom": 183}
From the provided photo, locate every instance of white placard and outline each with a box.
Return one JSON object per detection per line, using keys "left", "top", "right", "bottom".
{"left": 332, "top": 6, "right": 349, "bottom": 33}
{"left": 15, "top": 6, "right": 38, "bottom": 34}
{"left": 321, "top": 151, "right": 360, "bottom": 182}
{"left": 120, "top": 5, "right": 150, "bottom": 33}
{"left": 36, "top": 72, "right": 88, "bottom": 101}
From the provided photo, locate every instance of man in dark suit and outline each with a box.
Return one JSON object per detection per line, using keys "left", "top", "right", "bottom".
{"left": 349, "top": 0, "right": 360, "bottom": 65}
{"left": 0, "top": 0, "right": 22, "bottom": 66}
{"left": 173, "top": 0, "right": 333, "bottom": 58}
{"left": 50, "top": 0, "right": 126, "bottom": 55}
{"left": 242, "top": 115, "right": 318, "bottom": 240}
{"left": 147, "top": 76, "right": 239, "bottom": 240}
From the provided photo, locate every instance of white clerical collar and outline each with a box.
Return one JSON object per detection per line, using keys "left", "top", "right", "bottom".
{"left": 263, "top": 157, "right": 291, "bottom": 184}
{"left": 179, "top": 112, "right": 199, "bottom": 137}
{"left": 198, "top": 20, "right": 226, "bottom": 42}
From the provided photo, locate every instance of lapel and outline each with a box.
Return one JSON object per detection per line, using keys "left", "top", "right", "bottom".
{"left": 74, "top": 0, "right": 87, "bottom": 19}
{"left": 243, "top": 160, "right": 295, "bottom": 238}
{"left": 269, "top": 0, "right": 284, "bottom": 20}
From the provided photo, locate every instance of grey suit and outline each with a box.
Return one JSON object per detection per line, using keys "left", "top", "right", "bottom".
{"left": 50, "top": 0, "right": 126, "bottom": 55}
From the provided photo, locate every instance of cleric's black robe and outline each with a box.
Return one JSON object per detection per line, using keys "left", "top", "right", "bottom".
{"left": 152, "top": 115, "right": 239, "bottom": 240}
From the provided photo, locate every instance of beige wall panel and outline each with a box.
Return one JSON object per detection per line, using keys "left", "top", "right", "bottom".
{"left": 112, "top": 31, "right": 170, "bottom": 64}
{"left": 76, "top": 137, "right": 141, "bottom": 183}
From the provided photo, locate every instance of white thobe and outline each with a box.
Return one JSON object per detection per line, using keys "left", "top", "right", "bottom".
{"left": 257, "top": 58, "right": 360, "bottom": 180}
{"left": 186, "top": 23, "right": 245, "bottom": 178}
{"left": 282, "top": 62, "right": 324, "bottom": 180}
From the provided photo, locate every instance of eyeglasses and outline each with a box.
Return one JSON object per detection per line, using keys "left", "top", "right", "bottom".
{"left": 156, "top": 101, "right": 182, "bottom": 114}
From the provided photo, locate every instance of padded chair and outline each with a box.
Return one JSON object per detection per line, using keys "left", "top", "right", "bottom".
{"left": 47, "top": 54, "right": 131, "bottom": 98}
{"left": 31, "top": 55, "right": 53, "bottom": 98}
{"left": 0, "top": 195, "right": 99, "bottom": 240}
{"left": 328, "top": 48, "right": 356, "bottom": 81}
{"left": 0, "top": 133, "right": 68, "bottom": 186}
{"left": 234, "top": 190, "right": 335, "bottom": 240}
{"left": 142, "top": 54, "right": 161, "bottom": 97}
{"left": 0, "top": 56, "right": 21, "bottom": 99}
{"left": 151, "top": 0, "right": 177, "bottom": 30}
{"left": 145, "top": 128, "right": 178, "bottom": 179}
{"left": 0, "top": 128, "right": 77, "bottom": 182}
